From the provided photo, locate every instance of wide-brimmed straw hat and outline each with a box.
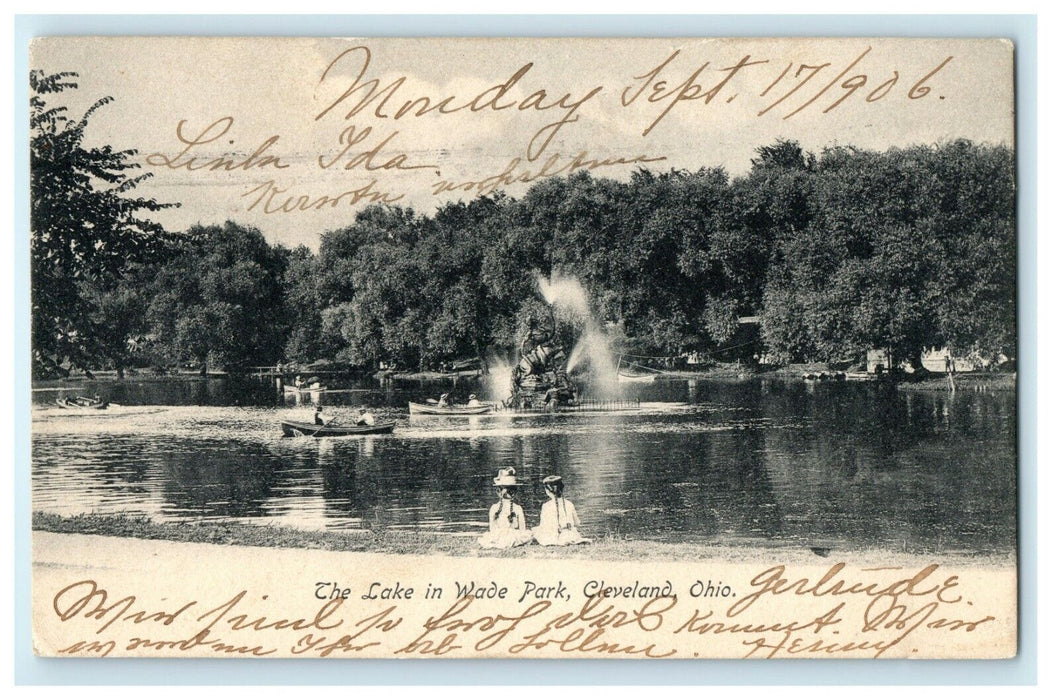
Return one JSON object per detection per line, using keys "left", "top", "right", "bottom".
{"left": 542, "top": 474, "right": 563, "bottom": 485}
{"left": 493, "top": 468, "right": 519, "bottom": 487}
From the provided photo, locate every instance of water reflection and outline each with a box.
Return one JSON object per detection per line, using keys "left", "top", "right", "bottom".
{"left": 31, "top": 376, "right": 1016, "bottom": 556}
{"left": 158, "top": 440, "right": 282, "bottom": 518}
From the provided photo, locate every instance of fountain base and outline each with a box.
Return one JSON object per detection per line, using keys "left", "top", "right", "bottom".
{"left": 505, "top": 368, "right": 578, "bottom": 411}
{"left": 501, "top": 397, "right": 640, "bottom": 414}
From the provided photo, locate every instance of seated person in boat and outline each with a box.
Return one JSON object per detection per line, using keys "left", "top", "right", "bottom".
{"left": 438, "top": 393, "right": 451, "bottom": 407}
{"left": 354, "top": 409, "right": 376, "bottom": 426}
{"left": 534, "top": 475, "right": 591, "bottom": 546}
{"left": 478, "top": 469, "right": 534, "bottom": 549}
{"left": 467, "top": 394, "right": 481, "bottom": 407}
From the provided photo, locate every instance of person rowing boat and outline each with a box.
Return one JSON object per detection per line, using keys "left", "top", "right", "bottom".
{"left": 281, "top": 417, "right": 396, "bottom": 437}
{"left": 313, "top": 405, "right": 338, "bottom": 426}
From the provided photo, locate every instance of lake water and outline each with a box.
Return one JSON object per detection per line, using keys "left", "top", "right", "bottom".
{"left": 31, "top": 375, "right": 1017, "bottom": 557}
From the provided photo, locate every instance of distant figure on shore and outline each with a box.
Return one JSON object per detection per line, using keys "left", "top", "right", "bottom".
{"left": 534, "top": 475, "right": 591, "bottom": 546}
{"left": 467, "top": 394, "right": 481, "bottom": 407}
{"left": 478, "top": 468, "right": 533, "bottom": 549}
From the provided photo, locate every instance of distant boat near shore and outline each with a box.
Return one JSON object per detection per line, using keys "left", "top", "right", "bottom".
{"left": 617, "top": 370, "right": 656, "bottom": 383}
{"left": 283, "top": 383, "right": 326, "bottom": 393}
{"left": 55, "top": 396, "right": 109, "bottom": 409}
{"left": 283, "top": 384, "right": 326, "bottom": 403}
{"left": 802, "top": 371, "right": 846, "bottom": 381}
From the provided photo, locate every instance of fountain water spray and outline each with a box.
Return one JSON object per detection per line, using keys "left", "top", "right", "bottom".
{"left": 502, "top": 272, "right": 626, "bottom": 410}
{"left": 536, "top": 273, "right": 619, "bottom": 399}
{"left": 537, "top": 273, "right": 591, "bottom": 318}
{"left": 484, "top": 351, "right": 514, "bottom": 402}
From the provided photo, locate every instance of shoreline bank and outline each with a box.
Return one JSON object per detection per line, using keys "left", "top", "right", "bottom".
{"left": 31, "top": 511, "right": 1015, "bottom": 567}
{"left": 34, "top": 366, "right": 1017, "bottom": 390}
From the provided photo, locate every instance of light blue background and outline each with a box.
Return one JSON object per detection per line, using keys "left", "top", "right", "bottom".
{"left": 13, "top": 13, "right": 1037, "bottom": 685}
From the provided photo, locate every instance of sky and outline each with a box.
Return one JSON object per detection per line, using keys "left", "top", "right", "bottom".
{"left": 30, "top": 37, "right": 1015, "bottom": 250}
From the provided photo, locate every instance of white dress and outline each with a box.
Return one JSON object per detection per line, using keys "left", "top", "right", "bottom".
{"left": 478, "top": 500, "right": 534, "bottom": 549}
{"left": 534, "top": 497, "right": 591, "bottom": 546}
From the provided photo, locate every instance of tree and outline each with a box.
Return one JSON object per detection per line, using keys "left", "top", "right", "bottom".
{"left": 282, "top": 245, "right": 346, "bottom": 364}
{"left": 759, "top": 141, "right": 1015, "bottom": 366}
{"left": 148, "top": 223, "right": 288, "bottom": 373}
{"left": 82, "top": 270, "right": 151, "bottom": 378}
{"left": 314, "top": 206, "right": 426, "bottom": 369}
{"left": 30, "top": 71, "right": 174, "bottom": 376}
{"left": 924, "top": 141, "right": 1017, "bottom": 361}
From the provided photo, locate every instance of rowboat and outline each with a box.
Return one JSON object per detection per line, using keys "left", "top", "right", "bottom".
{"left": 617, "top": 371, "right": 656, "bottom": 383}
{"left": 280, "top": 419, "right": 396, "bottom": 437}
{"left": 56, "top": 396, "right": 109, "bottom": 409}
{"left": 408, "top": 401, "right": 494, "bottom": 415}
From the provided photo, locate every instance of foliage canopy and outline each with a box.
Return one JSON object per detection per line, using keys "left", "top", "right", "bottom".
{"left": 28, "top": 68, "right": 1015, "bottom": 377}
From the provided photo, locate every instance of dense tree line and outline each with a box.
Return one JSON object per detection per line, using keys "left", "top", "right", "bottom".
{"left": 278, "top": 139, "right": 1014, "bottom": 373}
{"left": 31, "top": 73, "right": 1015, "bottom": 378}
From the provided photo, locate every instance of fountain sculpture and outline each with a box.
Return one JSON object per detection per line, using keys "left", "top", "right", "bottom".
{"left": 500, "top": 273, "right": 632, "bottom": 411}
{"left": 505, "top": 314, "right": 578, "bottom": 410}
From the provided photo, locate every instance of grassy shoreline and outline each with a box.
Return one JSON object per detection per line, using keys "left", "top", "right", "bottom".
{"left": 32, "top": 511, "right": 1015, "bottom": 567}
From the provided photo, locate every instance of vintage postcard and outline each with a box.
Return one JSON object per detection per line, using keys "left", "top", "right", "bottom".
{"left": 29, "top": 37, "right": 1017, "bottom": 659}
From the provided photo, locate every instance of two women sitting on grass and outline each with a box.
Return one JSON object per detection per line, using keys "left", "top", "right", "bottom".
{"left": 477, "top": 469, "right": 591, "bottom": 549}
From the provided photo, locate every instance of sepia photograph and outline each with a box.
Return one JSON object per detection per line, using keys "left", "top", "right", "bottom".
{"left": 27, "top": 35, "right": 1019, "bottom": 660}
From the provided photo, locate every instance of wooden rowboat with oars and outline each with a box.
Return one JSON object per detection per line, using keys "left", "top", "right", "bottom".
{"left": 280, "top": 419, "right": 396, "bottom": 438}
{"left": 408, "top": 401, "right": 494, "bottom": 415}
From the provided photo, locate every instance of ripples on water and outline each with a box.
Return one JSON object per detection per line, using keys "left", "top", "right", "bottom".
{"left": 31, "top": 378, "right": 1017, "bottom": 556}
